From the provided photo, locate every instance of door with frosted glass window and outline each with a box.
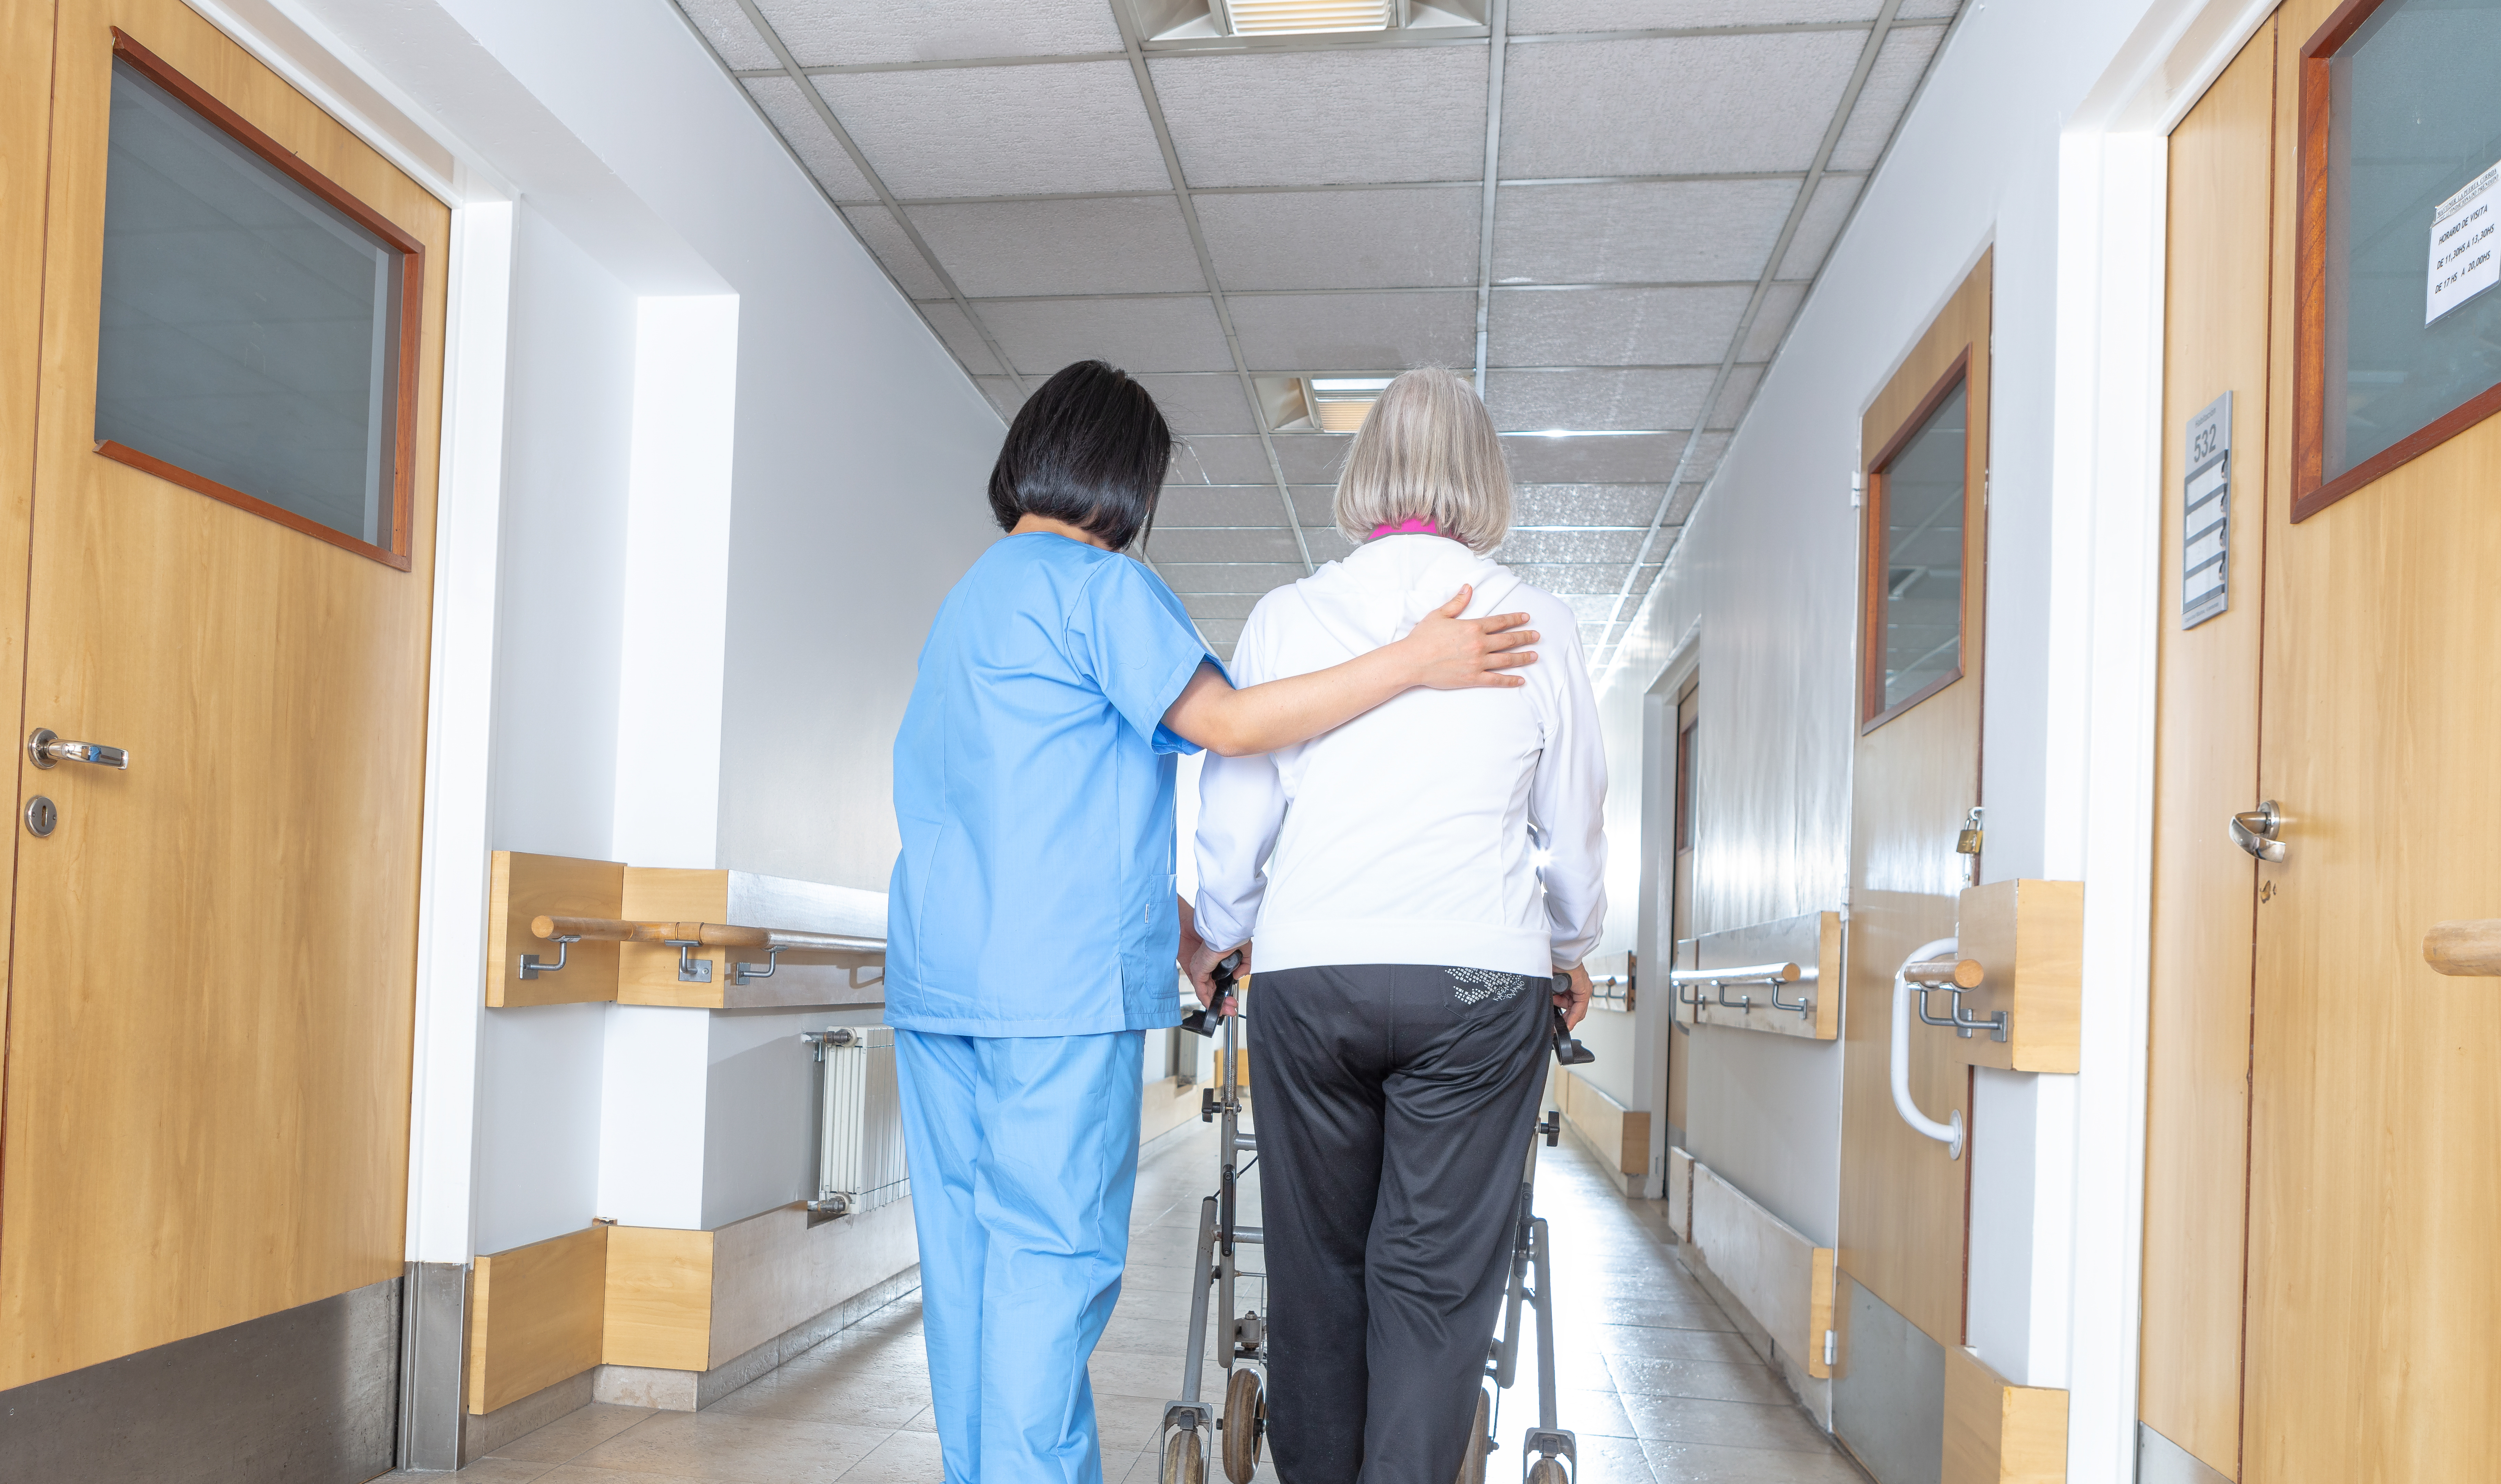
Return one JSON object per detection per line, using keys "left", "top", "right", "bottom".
{"left": 0, "top": 0, "right": 445, "bottom": 1389}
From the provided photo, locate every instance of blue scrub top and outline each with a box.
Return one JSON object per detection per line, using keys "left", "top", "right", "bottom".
{"left": 887, "top": 532, "right": 1223, "bottom": 1036}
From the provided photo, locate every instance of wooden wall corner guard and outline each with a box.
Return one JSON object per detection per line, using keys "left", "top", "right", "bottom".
{"left": 486, "top": 852, "right": 625, "bottom": 1008}
{"left": 467, "top": 1225, "right": 608, "bottom": 1415}
{"left": 1943, "top": 1343, "right": 2069, "bottom": 1484}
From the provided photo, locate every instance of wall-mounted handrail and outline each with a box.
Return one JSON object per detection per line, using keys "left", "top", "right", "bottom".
{"left": 1892, "top": 938, "right": 1965, "bottom": 1159}
{"left": 1668, "top": 961, "right": 1810, "bottom": 1019}
{"left": 1901, "top": 952, "right": 2004, "bottom": 1042}
{"left": 2425, "top": 920, "right": 2501, "bottom": 976}
{"left": 531, "top": 914, "right": 883, "bottom": 986}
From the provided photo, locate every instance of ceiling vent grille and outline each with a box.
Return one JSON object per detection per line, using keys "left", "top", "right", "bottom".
{"left": 1223, "top": 0, "right": 1394, "bottom": 34}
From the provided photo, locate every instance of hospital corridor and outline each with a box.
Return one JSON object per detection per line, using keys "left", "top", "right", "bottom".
{"left": 1, "top": 0, "right": 2497, "bottom": 1482}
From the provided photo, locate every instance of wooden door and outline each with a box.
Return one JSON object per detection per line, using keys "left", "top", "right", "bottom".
{"left": 2138, "top": 19, "right": 2276, "bottom": 1476}
{"left": 1837, "top": 256, "right": 1990, "bottom": 1350}
{"left": 1665, "top": 680, "right": 1695, "bottom": 1137}
{"left": 2238, "top": 0, "right": 2501, "bottom": 1472}
{"left": 0, "top": 0, "right": 446, "bottom": 1388}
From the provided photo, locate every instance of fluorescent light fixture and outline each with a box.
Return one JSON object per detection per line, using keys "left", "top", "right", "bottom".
{"left": 1307, "top": 375, "right": 1393, "bottom": 433}
{"left": 1131, "top": 0, "right": 1487, "bottom": 47}
{"left": 1224, "top": 0, "right": 1393, "bottom": 33}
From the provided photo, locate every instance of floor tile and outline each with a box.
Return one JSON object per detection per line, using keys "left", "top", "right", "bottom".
{"left": 1605, "top": 1356, "right": 1792, "bottom": 1406}
{"left": 1617, "top": 1395, "right": 1836, "bottom": 1455}
{"left": 1642, "top": 1439, "right": 1874, "bottom": 1482}
{"left": 835, "top": 1426, "right": 946, "bottom": 1481}
{"left": 1595, "top": 1325, "right": 1764, "bottom": 1365}
{"left": 571, "top": 1411, "right": 891, "bottom": 1483}
{"left": 490, "top": 1404, "right": 661, "bottom": 1463}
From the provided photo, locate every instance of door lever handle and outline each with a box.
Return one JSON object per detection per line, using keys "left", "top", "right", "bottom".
{"left": 2229, "top": 800, "right": 2284, "bottom": 862}
{"left": 28, "top": 729, "right": 129, "bottom": 771}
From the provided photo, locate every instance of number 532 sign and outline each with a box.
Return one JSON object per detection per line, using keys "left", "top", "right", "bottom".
{"left": 2183, "top": 392, "right": 2230, "bottom": 630}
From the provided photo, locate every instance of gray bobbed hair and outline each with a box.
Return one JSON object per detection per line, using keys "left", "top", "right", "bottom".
{"left": 1331, "top": 367, "right": 1513, "bottom": 556}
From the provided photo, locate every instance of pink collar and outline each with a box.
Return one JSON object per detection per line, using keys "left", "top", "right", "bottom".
{"left": 1368, "top": 517, "right": 1441, "bottom": 539}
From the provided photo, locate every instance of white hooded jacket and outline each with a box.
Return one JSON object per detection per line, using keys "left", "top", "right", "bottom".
{"left": 1192, "top": 534, "right": 1607, "bottom": 977}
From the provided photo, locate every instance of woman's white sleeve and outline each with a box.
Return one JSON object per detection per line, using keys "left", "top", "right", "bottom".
{"left": 1530, "top": 621, "right": 1609, "bottom": 969}
{"left": 1191, "top": 610, "right": 1284, "bottom": 954}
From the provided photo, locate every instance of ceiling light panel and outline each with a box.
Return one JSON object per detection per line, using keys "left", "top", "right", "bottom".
{"left": 1147, "top": 527, "right": 1307, "bottom": 563}
{"left": 1149, "top": 48, "right": 1489, "bottom": 188}
{"left": 675, "top": 0, "right": 777, "bottom": 68}
{"left": 1498, "top": 432, "right": 1683, "bottom": 483}
{"left": 1134, "top": 373, "right": 1262, "bottom": 435}
{"left": 1490, "top": 180, "right": 1797, "bottom": 287}
{"left": 1226, "top": 0, "right": 1395, "bottom": 34}
{"left": 1827, "top": 24, "right": 1945, "bottom": 171}
{"left": 906, "top": 198, "right": 1205, "bottom": 297}
{"left": 918, "top": 302, "right": 1005, "bottom": 375}
{"left": 1228, "top": 290, "right": 1476, "bottom": 372}
{"left": 1499, "top": 33, "right": 1866, "bottom": 178}
{"left": 980, "top": 296, "right": 1235, "bottom": 375}
{"left": 750, "top": 0, "right": 1125, "bottom": 66}
{"left": 1168, "top": 437, "right": 1281, "bottom": 484}
{"left": 841, "top": 207, "right": 948, "bottom": 298}
{"left": 1487, "top": 285, "right": 1752, "bottom": 367}
{"left": 1507, "top": 0, "right": 1885, "bottom": 27}
{"left": 1511, "top": 485, "right": 1670, "bottom": 526}
{"left": 815, "top": 64, "right": 1170, "bottom": 197}
{"left": 1481, "top": 368, "right": 1715, "bottom": 432}
{"left": 1776, "top": 174, "right": 1865, "bottom": 279}
{"left": 1196, "top": 188, "right": 1483, "bottom": 291}
{"left": 742, "top": 78, "right": 879, "bottom": 200}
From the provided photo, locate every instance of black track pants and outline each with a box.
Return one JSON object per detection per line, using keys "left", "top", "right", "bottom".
{"left": 1250, "top": 963, "right": 1550, "bottom": 1484}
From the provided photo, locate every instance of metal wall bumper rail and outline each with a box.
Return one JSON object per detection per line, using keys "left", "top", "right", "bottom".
{"left": 528, "top": 913, "right": 883, "bottom": 986}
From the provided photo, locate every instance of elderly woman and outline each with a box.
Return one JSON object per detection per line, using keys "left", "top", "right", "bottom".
{"left": 1188, "top": 367, "right": 1605, "bottom": 1484}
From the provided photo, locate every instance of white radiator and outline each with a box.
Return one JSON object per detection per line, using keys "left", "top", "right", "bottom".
{"left": 805, "top": 1027, "right": 909, "bottom": 1216}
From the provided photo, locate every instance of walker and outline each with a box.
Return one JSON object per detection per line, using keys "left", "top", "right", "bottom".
{"left": 1156, "top": 960, "right": 1592, "bottom": 1484}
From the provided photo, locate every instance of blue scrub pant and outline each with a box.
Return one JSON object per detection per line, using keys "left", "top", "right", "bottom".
{"left": 896, "top": 1029, "right": 1145, "bottom": 1484}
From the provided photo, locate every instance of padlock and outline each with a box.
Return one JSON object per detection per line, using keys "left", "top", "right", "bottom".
{"left": 1955, "top": 806, "right": 1983, "bottom": 855}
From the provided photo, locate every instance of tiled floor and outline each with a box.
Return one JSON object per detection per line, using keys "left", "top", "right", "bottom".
{"left": 387, "top": 1118, "right": 1866, "bottom": 1484}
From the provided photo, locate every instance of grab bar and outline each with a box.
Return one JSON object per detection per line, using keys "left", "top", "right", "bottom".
{"left": 1892, "top": 938, "right": 1965, "bottom": 1159}
{"left": 2426, "top": 919, "right": 2501, "bottom": 976}
{"left": 1667, "top": 961, "right": 1809, "bottom": 1019}
{"left": 532, "top": 914, "right": 884, "bottom": 986}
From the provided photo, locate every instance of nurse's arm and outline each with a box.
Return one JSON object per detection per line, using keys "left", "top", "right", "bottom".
{"left": 1161, "top": 584, "right": 1537, "bottom": 758}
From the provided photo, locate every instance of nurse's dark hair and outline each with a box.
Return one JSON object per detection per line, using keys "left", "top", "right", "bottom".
{"left": 987, "top": 360, "right": 1170, "bottom": 550}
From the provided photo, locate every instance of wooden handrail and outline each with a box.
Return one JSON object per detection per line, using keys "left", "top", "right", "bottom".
{"left": 1902, "top": 955, "right": 1984, "bottom": 989}
{"left": 1666, "top": 960, "right": 1802, "bottom": 985}
{"left": 532, "top": 914, "right": 883, "bottom": 954}
{"left": 2424, "top": 920, "right": 2501, "bottom": 976}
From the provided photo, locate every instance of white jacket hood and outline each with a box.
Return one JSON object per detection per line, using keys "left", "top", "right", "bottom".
{"left": 1280, "top": 534, "right": 1526, "bottom": 659}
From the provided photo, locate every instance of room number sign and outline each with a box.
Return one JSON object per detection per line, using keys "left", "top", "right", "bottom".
{"left": 2183, "top": 392, "right": 2230, "bottom": 630}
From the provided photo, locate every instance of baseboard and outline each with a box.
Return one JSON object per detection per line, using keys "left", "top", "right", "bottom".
{"left": 1829, "top": 1274, "right": 1948, "bottom": 1484}
{"left": 458, "top": 1367, "right": 598, "bottom": 1464}
{"left": 1669, "top": 1235, "right": 1832, "bottom": 1430}
{"left": 593, "top": 1266, "right": 922, "bottom": 1412}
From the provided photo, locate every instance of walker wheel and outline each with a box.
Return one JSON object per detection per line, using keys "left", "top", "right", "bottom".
{"left": 1163, "top": 1426, "right": 1205, "bottom": 1484}
{"left": 1526, "top": 1459, "right": 1569, "bottom": 1484}
{"left": 1221, "top": 1367, "right": 1265, "bottom": 1483}
{"left": 1453, "top": 1389, "right": 1492, "bottom": 1484}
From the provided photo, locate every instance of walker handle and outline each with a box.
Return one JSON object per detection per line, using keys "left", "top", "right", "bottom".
{"left": 1179, "top": 952, "right": 1242, "bottom": 1037}
{"left": 1550, "top": 986, "right": 1595, "bottom": 1066}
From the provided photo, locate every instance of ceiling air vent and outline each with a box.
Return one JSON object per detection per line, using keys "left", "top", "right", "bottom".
{"left": 1255, "top": 374, "right": 1394, "bottom": 433}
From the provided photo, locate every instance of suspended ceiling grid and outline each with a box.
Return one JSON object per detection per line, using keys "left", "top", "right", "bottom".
{"left": 673, "top": 0, "right": 1963, "bottom": 667}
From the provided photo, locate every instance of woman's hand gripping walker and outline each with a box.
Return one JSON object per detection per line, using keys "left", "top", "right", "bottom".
{"left": 1155, "top": 959, "right": 1588, "bottom": 1484}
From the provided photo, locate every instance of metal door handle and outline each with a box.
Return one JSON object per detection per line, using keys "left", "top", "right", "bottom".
{"left": 27, "top": 729, "right": 128, "bottom": 770}
{"left": 2229, "top": 800, "right": 2284, "bottom": 862}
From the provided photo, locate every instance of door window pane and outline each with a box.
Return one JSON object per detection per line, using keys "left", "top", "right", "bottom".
{"left": 1873, "top": 381, "right": 1966, "bottom": 715}
{"left": 2323, "top": 0, "right": 2501, "bottom": 480}
{"left": 95, "top": 56, "right": 406, "bottom": 551}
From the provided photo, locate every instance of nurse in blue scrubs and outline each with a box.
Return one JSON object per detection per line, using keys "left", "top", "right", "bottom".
{"left": 886, "top": 360, "right": 1544, "bottom": 1484}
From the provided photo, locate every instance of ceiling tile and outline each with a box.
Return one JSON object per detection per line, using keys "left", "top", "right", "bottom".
{"left": 1148, "top": 526, "right": 1305, "bottom": 563}
{"left": 1828, "top": 24, "right": 1945, "bottom": 171}
{"left": 979, "top": 296, "right": 1233, "bottom": 374}
{"left": 1198, "top": 188, "right": 1482, "bottom": 291}
{"left": 818, "top": 63, "right": 1169, "bottom": 197}
{"left": 1181, "top": 593, "right": 1268, "bottom": 620}
{"left": 1303, "top": 527, "right": 1359, "bottom": 563}
{"left": 1491, "top": 180, "right": 1795, "bottom": 285}
{"left": 1136, "top": 373, "right": 1258, "bottom": 435}
{"left": 744, "top": 78, "right": 878, "bottom": 200}
{"left": 919, "top": 301, "right": 1003, "bottom": 374}
{"left": 1500, "top": 33, "right": 1865, "bottom": 178}
{"left": 1495, "top": 527, "right": 1652, "bottom": 563}
{"left": 1775, "top": 173, "right": 1864, "bottom": 278}
{"left": 1488, "top": 286, "right": 1750, "bottom": 366}
{"left": 908, "top": 197, "right": 1202, "bottom": 297}
{"left": 1288, "top": 485, "right": 1340, "bottom": 524}
{"left": 750, "top": 0, "right": 1124, "bottom": 65}
{"left": 1680, "top": 430, "right": 1734, "bottom": 482}
{"left": 1741, "top": 282, "right": 1809, "bottom": 360}
{"left": 1564, "top": 593, "right": 1625, "bottom": 623}
{"left": 1708, "top": 363, "right": 1764, "bottom": 427}
{"left": 1510, "top": 0, "right": 1883, "bottom": 26}
{"left": 1513, "top": 484, "right": 1668, "bottom": 525}
{"left": 841, "top": 206, "right": 948, "bottom": 297}
{"left": 1194, "top": 618, "right": 1248, "bottom": 645}
{"left": 1229, "top": 291, "right": 1477, "bottom": 374}
{"left": 675, "top": 0, "right": 777, "bottom": 68}
{"left": 1158, "top": 486, "right": 1290, "bottom": 524}
{"left": 1509, "top": 562, "right": 1631, "bottom": 592}
{"left": 1151, "top": 48, "right": 1488, "bottom": 188}
{"left": 1483, "top": 368, "right": 1715, "bottom": 430}
{"left": 1168, "top": 438, "right": 1277, "bottom": 484}
{"left": 1898, "top": 0, "right": 1962, "bottom": 18}
{"left": 975, "top": 376, "right": 1025, "bottom": 420}
{"left": 1271, "top": 435, "right": 1355, "bottom": 483}
{"left": 1664, "top": 479, "right": 1708, "bottom": 524}
{"left": 1500, "top": 431, "right": 1682, "bottom": 482}
{"left": 1153, "top": 562, "right": 1307, "bottom": 594}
